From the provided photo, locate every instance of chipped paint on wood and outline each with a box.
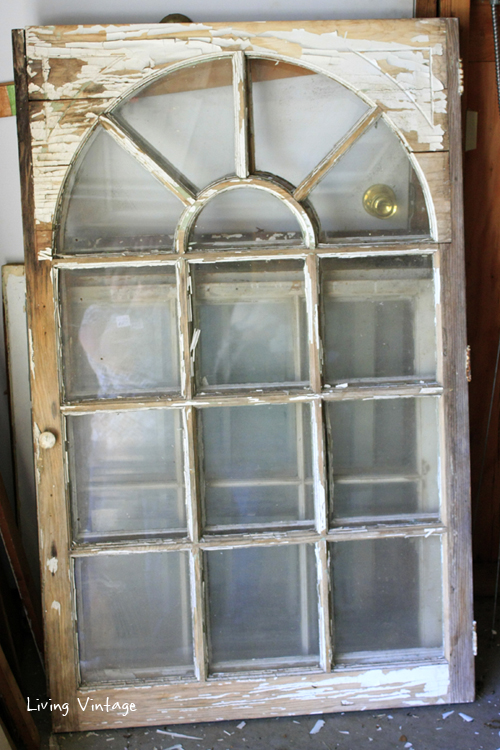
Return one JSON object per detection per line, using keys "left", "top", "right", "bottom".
{"left": 69, "top": 662, "right": 450, "bottom": 730}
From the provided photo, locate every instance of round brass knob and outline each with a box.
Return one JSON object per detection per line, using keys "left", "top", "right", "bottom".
{"left": 362, "top": 184, "right": 398, "bottom": 219}
{"left": 39, "top": 431, "right": 57, "bottom": 450}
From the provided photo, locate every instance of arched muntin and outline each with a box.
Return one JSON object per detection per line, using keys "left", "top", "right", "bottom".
{"left": 174, "top": 177, "right": 317, "bottom": 252}
{"left": 55, "top": 49, "right": 433, "bottom": 256}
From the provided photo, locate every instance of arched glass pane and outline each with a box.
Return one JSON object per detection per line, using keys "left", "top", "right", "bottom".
{"left": 114, "top": 58, "right": 235, "bottom": 191}
{"left": 189, "top": 188, "right": 303, "bottom": 249}
{"left": 59, "top": 128, "right": 184, "bottom": 254}
{"left": 309, "top": 119, "right": 430, "bottom": 241}
{"left": 250, "top": 58, "right": 369, "bottom": 187}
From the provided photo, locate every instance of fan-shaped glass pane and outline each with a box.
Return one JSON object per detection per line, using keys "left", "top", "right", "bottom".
{"left": 250, "top": 58, "right": 369, "bottom": 188}
{"left": 59, "top": 128, "right": 184, "bottom": 254}
{"left": 114, "top": 58, "right": 235, "bottom": 191}
{"left": 309, "top": 119, "right": 430, "bottom": 241}
{"left": 189, "top": 188, "right": 303, "bottom": 249}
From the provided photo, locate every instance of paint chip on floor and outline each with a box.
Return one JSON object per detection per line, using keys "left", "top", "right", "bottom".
{"left": 237, "top": 722, "right": 246, "bottom": 730}
{"left": 442, "top": 711, "right": 454, "bottom": 719}
{"left": 157, "top": 730, "right": 203, "bottom": 740}
{"left": 459, "top": 713, "right": 474, "bottom": 722}
{"left": 310, "top": 719, "right": 325, "bottom": 735}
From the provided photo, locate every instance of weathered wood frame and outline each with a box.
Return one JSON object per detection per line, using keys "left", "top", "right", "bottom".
{"left": 13, "top": 19, "right": 473, "bottom": 732}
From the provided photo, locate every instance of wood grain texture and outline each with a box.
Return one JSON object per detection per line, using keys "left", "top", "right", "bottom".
{"left": 441, "top": 18, "right": 474, "bottom": 703}
{"left": 416, "top": 0, "right": 438, "bottom": 16}
{"left": 13, "top": 28, "right": 80, "bottom": 732}
{"left": 469, "top": 0, "right": 495, "bottom": 62}
{"left": 464, "top": 60, "right": 500, "bottom": 563}
{"left": 25, "top": 21, "right": 449, "bottom": 153}
{"left": 414, "top": 151, "right": 452, "bottom": 242}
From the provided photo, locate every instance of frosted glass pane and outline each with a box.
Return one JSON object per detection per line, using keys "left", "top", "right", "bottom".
{"left": 206, "top": 545, "right": 319, "bottom": 669}
{"left": 193, "top": 261, "right": 308, "bottom": 388}
{"left": 75, "top": 552, "right": 193, "bottom": 683}
{"left": 60, "top": 128, "right": 184, "bottom": 253}
{"left": 309, "top": 120, "right": 430, "bottom": 240}
{"left": 332, "top": 537, "right": 443, "bottom": 657}
{"left": 114, "top": 59, "right": 234, "bottom": 191}
{"left": 189, "top": 189, "right": 303, "bottom": 249}
{"left": 251, "top": 59, "right": 369, "bottom": 187}
{"left": 60, "top": 267, "right": 179, "bottom": 400}
{"left": 200, "top": 403, "right": 313, "bottom": 528}
{"left": 68, "top": 410, "right": 185, "bottom": 542}
{"left": 327, "top": 397, "right": 440, "bottom": 520}
{"left": 322, "top": 255, "right": 437, "bottom": 383}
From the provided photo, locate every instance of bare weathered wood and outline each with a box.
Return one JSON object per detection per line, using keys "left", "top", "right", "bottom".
{"left": 25, "top": 22, "right": 449, "bottom": 152}
{"left": 232, "top": 52, "right": 249, "bottom": 179}
{"left": 413, "top": 151, "right": 452, "bottom": 242}
{"left": 189, "top": 547, "right": 207, "bottom": 681}
{"left": 177, "top": 258, "right": 192, "bottom": 398}
{"left": 441, "top": 18, "right": 474, "bottom": 704}
{"left": 0, "top": 641, "right": 40, "bottom": 749}
{"left": 294, "top": 107, "right": 381, "bottom": 202}
{"left": 13, "top": 28, "right": 79, "bottom": 732}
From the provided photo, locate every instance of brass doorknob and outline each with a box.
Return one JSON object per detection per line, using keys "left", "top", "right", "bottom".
{"left": 39, "top": 431, "right": 57, "bottom": 449}
{"left": 362, "top": 184, "right": 398, "bottom": 219}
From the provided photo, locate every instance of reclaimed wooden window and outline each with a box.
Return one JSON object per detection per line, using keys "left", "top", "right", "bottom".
{"left": 15, "top": 19, "right": 473, "bottom": 732}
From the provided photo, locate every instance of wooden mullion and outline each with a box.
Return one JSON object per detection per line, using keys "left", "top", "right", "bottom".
{"left": 305, "top": 254, "right": 322, "bottom": 394}
{"left": 100, "top": 115, "right": 196, "bottom": 206}
{"left": 183, "top": 406, "right": 200, "bottom": 543}
{"left": 177, "top": 258, "right": 193, "bottom": 399}
{"left": 294, "top": 107, "right": 381, "bottom": 202}
{"left": 190, "top": 547, "right": 208, "bottom": 681}
{"left": 232, "top": 51, "right": 249, "bottom": 178}
{"left": 316, "top": 539, "right": 332, "bottom": 672}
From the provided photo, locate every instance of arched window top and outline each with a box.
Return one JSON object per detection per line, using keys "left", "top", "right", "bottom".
{"left": 57, "top": 53, "right": 431, "bottom": 255}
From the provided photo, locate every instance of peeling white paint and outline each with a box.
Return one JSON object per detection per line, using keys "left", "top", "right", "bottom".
{"left": 51, "top": 600, "right": 61, "bottom": 614}
{"left": 47, "top": 556, "right": 58, "bottom": 574}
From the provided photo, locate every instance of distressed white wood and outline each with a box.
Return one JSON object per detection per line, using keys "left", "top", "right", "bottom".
{"left": 232, "top": 51, "right": 249, "bottom": 178}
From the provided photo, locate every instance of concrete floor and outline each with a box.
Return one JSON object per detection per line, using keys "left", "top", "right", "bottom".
{"left": 25, "top": 595, "right": 500, "bottom": 750}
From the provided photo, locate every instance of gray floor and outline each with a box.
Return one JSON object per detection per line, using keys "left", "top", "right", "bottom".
{"left": 25, "top": 596, "right": 500, "bottom": 750}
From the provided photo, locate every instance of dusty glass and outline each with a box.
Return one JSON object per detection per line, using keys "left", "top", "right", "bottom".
{"left": 59, "top": 267, "right": 179, "bottom": 400}
{"left": 75, "top": 551, "right": 193, "bottom": 683}
{"left": 67, "top": 409, "right": 185, "bottom": 542}
{"left": 206, "top": 544, "right": 319, "bottom": 669}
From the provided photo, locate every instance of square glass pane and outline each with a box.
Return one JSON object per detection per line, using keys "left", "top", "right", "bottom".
{"left": 327, "top": 397, "right": 440, "bottom": 521}
{"left": 68, "top": 409, "right": 185, "bottom": 542}
{"left": 75, "top": 551, "right": 193, "bottom": 684}
{"left": 60, "top": 267, "right": 179, "bottom": 400}
{"left": 322, "top": 255, "right": 436, "bottom": 383}
{"left": 192, "top": 261, "right": 308, "bottom": 389}
{"left": 200, "top": 403, "right": 313, "bottom": 529}
{"left": 206, "top": 545, "right": 319, "bottom": 670}
{"left": 331, "top": 536, "right": 443, "bottom": 659}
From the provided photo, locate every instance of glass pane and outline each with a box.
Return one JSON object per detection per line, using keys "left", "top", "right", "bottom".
{"left": 68, "top": 410, "right": 185, "bottom": 542}
{"left": 59, "top": 128, "right": 184, "bottom": 254}
{"left": 192, "top": 260, "right": 308, "bottom": 388}
{"left": 322, "top": 255, "right": 437, "bottom": 383}
{"left": 309, "top": 119, "right": 430, "bottom": 241}
{"left": 114, "top": 58, "right": 235, "bottom": 191}
{"left": 206, "top": 545, "right": 319, "bottom": 670}
{"left": 331, "top": 536, "right": 443, "bottom": 658}
{"left": 75, "top": 551, "right": 193, "bottom": 683}
{"left": 327, "top": 397, "right": 440, "bottom": 520}
{"left": 188, "top": 189, "right": 303, "bottom": 249}
{"left": 200, "top": 403, "right": 313, "bottom": 528}
{"left": 60, "top": 267, "right": 179, "bottom": 400}
{"left": 250, "top": 58, "right": 369, "bottom": 187}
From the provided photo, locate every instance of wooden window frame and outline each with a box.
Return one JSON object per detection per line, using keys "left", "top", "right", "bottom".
{"left": 13, "top": 19, "right": 473, "bottom": 731}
